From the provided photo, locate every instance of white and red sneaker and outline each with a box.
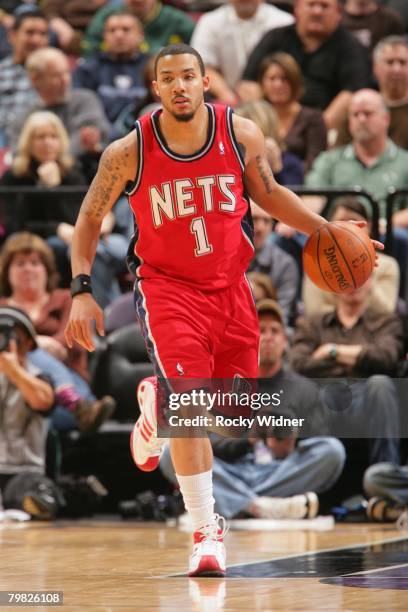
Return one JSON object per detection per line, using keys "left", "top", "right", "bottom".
{"left": 130, "top": 377, "right": 166, "bottom": 472}
{"left": 188, "top": 514, "right": 228, "bottom": 577}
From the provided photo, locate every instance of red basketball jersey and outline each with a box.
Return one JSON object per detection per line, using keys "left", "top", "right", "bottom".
{"left": 126, "top": 104, "right": 254, "bottom": 291}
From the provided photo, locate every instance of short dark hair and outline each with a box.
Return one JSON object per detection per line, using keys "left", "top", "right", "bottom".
{"left": 13, "top": 9, "right": 47, "bottom": 31}
{"left": 103, "top": 10, "right": 142, "bottom": 30}
{"left": 329, "top": 196, "right": 369, "bottom": 221}
{"left": 154, "top": 44, "right": 205, "bottom": 79}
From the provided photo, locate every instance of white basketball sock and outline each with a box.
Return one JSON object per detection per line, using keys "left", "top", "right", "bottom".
{"left": 176, "top": 469, "right": 215, "bottom": 532}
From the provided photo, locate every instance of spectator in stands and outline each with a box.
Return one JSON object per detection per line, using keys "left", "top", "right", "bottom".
{"left": 291, "top": 277, "right": 403, "bottom": 465}
{"left": 0, "top": 305, "right": 58, "bottom": 520}
{"left": 302, "top": 197, "right": 400, "bottom": 315}
{"left": 364, "top": 461, "right": 408, "bottom": 523}
{"left": 259, "top": 52, "right": 327, "bottom": 173}
{"left": 41, "top": 0, "right": 110, "bottom": 55}
{"left": 73, "top": 11, "right": 149, "bottom": 124}
{"left": 160, "top": 299, "right": 346, "bottom": 520}
{"left": 235, "top": 100, "right": 304, "bottom": 186}
{"left": 190, "top": 0, "right": 293, "bottom": 104}
{"left": 181, "top": 0, "right": 226, "bottom": 6}
{"left": 0, "top": 111, "right": 128, "bottom": 308}
{"left": 0, "top": 6, "right": 13, "bottom": 59}
{"left": 7, "top": 47, "right": 110, "bottom": 158}
{"left": 42, "top": 0, "right": 108, "bottom": 33}
{"left": 9, "top": 1, "right": 81, "bottom": 55}
{"left": 237, "top": 96, "right": 308, "bottom": 280}
{"left": 0, "top": 232, "right": 87, "bottom": 379}
{"left": 240, "top": 0, "right": 371, "bottom": 130}
{"left": 247, "top": 271, "right": 277, "bottom": 302}
{"left": 342, "top": 0, "right": 404, "bottom": 52}
{"left": 110, "top": 54, "right": 161, "bottom": 140}
{"left": 0, "top": 8, "right": 49, "bottom": 146}
{"left": 305, "top": 88, "right": 408, "bottom": 297}
{"left": 0, "top": 303, "right": 108, "bottom": 520}
{"left": 0, "top": 233, "right": 116, "bottom": 434}
{"left": 307, "top": 88, "right": 407, "bottom": 196}
{"left": 378, "top": 0, "right": 408, "bottom": 30}
{"left": 82, "top": 0, "right": 195, "bottom": 58}
{"left": 0, "top": 111, "right": 86, "bottom": 240}
{"left": 248, "top": 201, "right": 299, "bottom": 325}
{"left": 336, "top": 35, "right": 408, "bottom": 148}
{"left": 373, "top": 36, "right": 408, "bottom": 149}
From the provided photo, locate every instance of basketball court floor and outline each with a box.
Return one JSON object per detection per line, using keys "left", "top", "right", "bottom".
{"left": 0, "top": 520, "right": 407, "bottom": 610}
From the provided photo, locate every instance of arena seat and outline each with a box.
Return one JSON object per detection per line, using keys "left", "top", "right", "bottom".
{"left": 91, "top": 323, "right": 153, "bottom": 422}
{"left": 104, "top": 292, "right": 136, "bottom": 334}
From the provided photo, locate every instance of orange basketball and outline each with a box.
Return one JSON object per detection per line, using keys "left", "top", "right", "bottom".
{"left": 303, "top": 221, "right": 376, "bottom": 293}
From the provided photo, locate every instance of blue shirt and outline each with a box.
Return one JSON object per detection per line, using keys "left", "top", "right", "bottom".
{"left": 73, "top": 52, "right": 149, "bottom": 123}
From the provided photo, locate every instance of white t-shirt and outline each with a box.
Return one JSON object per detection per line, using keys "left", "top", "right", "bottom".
{"left": 191, "top": 3, "right": 294, "bottom": 88}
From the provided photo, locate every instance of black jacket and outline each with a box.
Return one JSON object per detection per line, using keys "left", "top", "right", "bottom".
{"left": 0, "top": 164, "right": 86, "bottom": 238}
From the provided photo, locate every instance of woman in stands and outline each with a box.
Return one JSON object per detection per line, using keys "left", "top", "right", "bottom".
{"left": 0, "top": 232, "right": 114, "bottom": 432}
{"left": 0, "top": 111, "right": 130, "bottom": 307}
{"left": 235, "top": 99, "right": 304, "bottom": 186}
{"left": 0, "top": 111, "right": 86, "bottom": 239}
{"left": 259, "top": 52, "right": 327, "bottom": 174}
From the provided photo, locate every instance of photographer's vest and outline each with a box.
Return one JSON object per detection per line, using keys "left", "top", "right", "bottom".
{"left": 0, "top": 363, "right": 48, "bottom": 474}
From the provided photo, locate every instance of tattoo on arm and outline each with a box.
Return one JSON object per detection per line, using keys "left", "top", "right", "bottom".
{"left": 255, "top": 155, "right": 274, "bottom": 194}
{"left": 81, "top": 143, "right": 131, "bottom": 221}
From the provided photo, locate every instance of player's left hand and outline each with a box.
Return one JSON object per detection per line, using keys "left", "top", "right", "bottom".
{"left": 65, "top": 293, "right": 104, "bottom": 352}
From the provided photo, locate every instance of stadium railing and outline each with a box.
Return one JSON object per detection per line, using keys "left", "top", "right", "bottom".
{"left": 385, "top": 188, "right": 408, "bottom": 254}
{"left": 0, "top": 184, "right": 382, "bottom": 242}
{"left": 289, "top": 186, "right": 380, "bottom": 243}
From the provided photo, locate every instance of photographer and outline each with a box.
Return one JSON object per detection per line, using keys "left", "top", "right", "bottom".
{"left": 0, "top": 305, "right": 110, "bottom": 520}
{"left": 0, "top": 305, "right": 57, "bottom": 519}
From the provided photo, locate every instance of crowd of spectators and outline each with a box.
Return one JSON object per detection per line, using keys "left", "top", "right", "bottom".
{"left": 0, "top": 0, "right": 407, "bottom": 524}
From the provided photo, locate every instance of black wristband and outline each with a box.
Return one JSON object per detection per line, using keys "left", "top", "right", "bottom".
{"left": 71, "top": 274, "right": 92, "bottom": 298}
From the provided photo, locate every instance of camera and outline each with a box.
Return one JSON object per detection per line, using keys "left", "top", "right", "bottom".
{"left": 0, "top": 308, "right": 37, "bottom": 352}
{"left": 119, "top": 490, "right": 184, "bottom": 521}
{"left": 0, "top": 321, "right": 17, "bottom": 352}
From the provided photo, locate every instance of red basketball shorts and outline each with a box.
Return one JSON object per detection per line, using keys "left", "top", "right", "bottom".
{"left": 134, "top": 275, "right": 259, "bottom": 380}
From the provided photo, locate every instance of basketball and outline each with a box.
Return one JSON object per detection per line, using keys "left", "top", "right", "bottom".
{"left": 303, "top": 221, "right": 375, "bottom": 293}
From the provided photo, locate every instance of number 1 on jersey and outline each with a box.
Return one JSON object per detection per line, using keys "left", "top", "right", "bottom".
{"left": 190, "top": 217, "right": 213, "bottom": 257}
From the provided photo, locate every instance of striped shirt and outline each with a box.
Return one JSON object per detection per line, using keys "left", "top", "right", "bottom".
{"left": 0, "top": 56, "right": 37, "bottom": 142}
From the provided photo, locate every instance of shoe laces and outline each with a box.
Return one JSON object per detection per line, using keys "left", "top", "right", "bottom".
{"left": 196, "top": 514, "right": 229, "bottom": 542}
{"left": 148, "top": 435, "right": 166, "bottom": 455}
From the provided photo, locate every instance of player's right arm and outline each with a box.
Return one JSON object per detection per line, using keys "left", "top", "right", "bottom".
{"left": 65, "top": 131, "right": 137, "bottom": 352}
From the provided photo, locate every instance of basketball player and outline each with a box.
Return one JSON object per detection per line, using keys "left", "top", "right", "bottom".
{"left": 65, "top": 44, "right": 381, "bottom": 577}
